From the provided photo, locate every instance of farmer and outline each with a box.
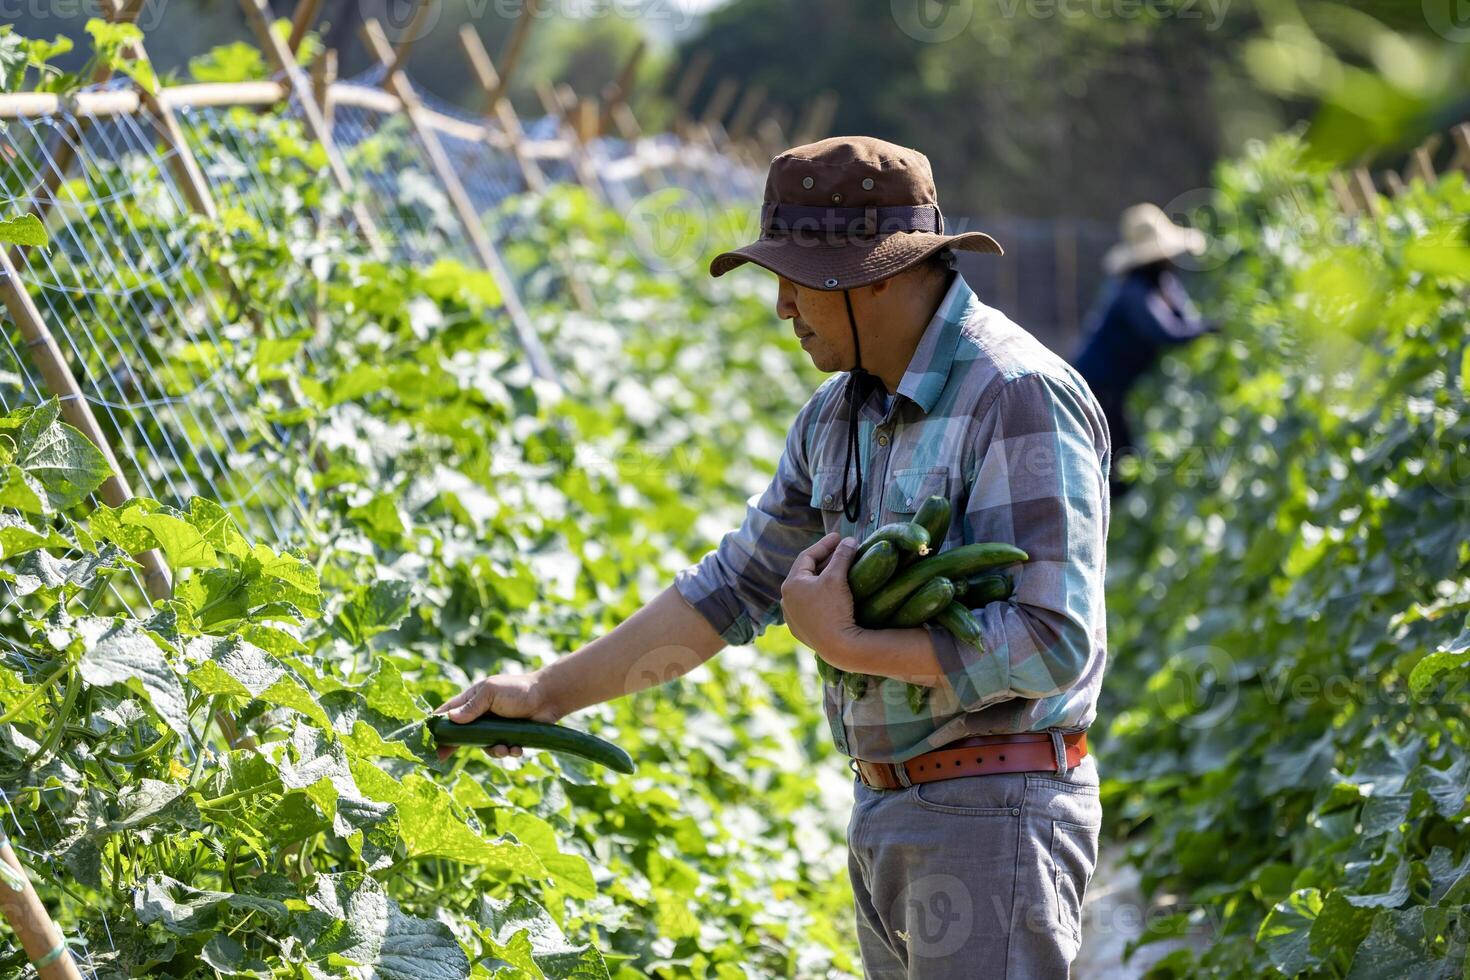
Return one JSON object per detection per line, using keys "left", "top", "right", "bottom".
{"left": 438, "top": 136, "right": 1111, "bottom": 978}
{"left": 1071, "top": 202, "right": 1213, "bottom": 498}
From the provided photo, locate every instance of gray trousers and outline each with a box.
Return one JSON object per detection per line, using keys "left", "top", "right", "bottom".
{"left": 846, "top": 754, "right": 1101, "bottom": 978}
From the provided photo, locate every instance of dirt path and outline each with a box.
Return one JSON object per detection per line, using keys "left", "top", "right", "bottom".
{"left": 1074, "top": 845, "right": 1211, "bottom": 979}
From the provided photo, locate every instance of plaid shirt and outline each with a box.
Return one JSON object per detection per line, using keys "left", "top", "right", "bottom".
{"left": 675, "top": 273, "right": 1111, "bottom": 763}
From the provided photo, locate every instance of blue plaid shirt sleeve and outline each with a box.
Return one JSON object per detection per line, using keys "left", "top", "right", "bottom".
{"left": 673, "top": 389, "right": 830, "bottom": 647}
{"left": 924, "top": 372, "right": 1110, "bottom": 711}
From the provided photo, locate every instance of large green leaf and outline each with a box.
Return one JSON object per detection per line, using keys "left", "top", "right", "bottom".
{"left": 76, "top": 617, "right": 189, "bottom": 738}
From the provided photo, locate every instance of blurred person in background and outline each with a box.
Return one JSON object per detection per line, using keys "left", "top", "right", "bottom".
{"left": 1071, "top": 203, "right": 1215, "bottom": 499}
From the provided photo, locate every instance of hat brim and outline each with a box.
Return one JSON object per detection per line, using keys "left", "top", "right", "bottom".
{"left": 1103, "top": 229, "right": 1207, "bottom": 275}
{"left": 708, "top": 230, "right": 1003, "bottom": 290}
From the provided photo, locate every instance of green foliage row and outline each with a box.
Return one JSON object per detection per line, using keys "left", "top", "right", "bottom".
{"left": 0, "top": 76, "right": 861, "bottom": 977}
{"left": 1099, "top": 135, "right": 1470, "bottom": 977}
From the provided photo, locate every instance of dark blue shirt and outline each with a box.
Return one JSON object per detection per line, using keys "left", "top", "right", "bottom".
{"left": 1071, "top": 266, "right": 1209, "bottom": 392}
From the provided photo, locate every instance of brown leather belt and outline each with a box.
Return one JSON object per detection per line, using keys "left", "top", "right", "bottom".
{"left": 851, "top": 731, "right": 1089, "bottom": 791}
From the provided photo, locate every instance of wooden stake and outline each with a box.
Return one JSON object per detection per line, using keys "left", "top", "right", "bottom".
{"left": 491, "top": 0, "right": 540, "bottom": 107}
{"left": 1448, "top": 123, "right": 1470, "bottom": 175}
{"left": 701, "top": 76, "right": 739, "bottom": 129}
{"left": 0, "top": 836, "right": 81, "bottom": 980}
{"left": 387, "top": 0, "right": 436, "bottom": 76}
{"left": 0, "top": 250, "right": 173, "bottom": 602}
{"left": 288, "top": 0, "right": 324, "bottom": 55}
{"left": 312, "top": 47, "right": 337, "bottom": 140}
{"left": 361, "top": 18, "right": 559, "bottom": 384}
{"left": 726, "top": 84, "right": 765, "bottom": 143}
{"left": 1381, "top": 169, "right": 1406, "bottom": 197}
{"left": 459, "top": 26, "right": 546, "bottom": 194}
{"left": 600, "top": 39, "right": 645, "bottom": 134}
{"left": 1328, "top": 171, "right": 1358, "bottom": 215}
{"left": 795, "top": 90, "right": 838, "bottom": 145}
{"left": 239, "top": 0, "right": 386, "bottom": 256}
{"left": 1406, "top": 135, "right": 1439, "bottom": 185}
{"left": 670, "top": 50, "right": 711, "bottom": 135}
{"left": 540, "top": 82, "right": 604, "bottom": 194}
{"left": 1350, "top": 166, "right": 1380, "bottom": 217}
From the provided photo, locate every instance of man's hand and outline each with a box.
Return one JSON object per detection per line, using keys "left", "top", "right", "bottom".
{"left": 433, "top": 672, "right": 562, "bottom": 762}
{"left": 781, "top": 532, "right": 863, "bottom": 664}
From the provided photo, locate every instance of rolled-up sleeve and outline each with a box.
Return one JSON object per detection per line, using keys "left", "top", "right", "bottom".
{"left": 673, "top": 388, "right": 830, "bottom": 647}
{"left": 924, "top": 372, "right": 1109, "bottom": 711}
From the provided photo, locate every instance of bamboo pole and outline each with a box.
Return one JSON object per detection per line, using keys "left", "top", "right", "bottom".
{"left": 1350, "top": 166, "right": 1381, "bottom": 218}
{"left": 312, "top": 48, "right": 337, "bottom": 140}
{"left": 459, "top": 26, "right": 546, "bottom": 194}
{"left": 387, "top": 0, "right": 436, "bottom": 76}
{"left": 239, "top": 0, "right": 386, "bottom": 256}
{"left": 538, "top": 82, "right": 605, "bottom": 196}
{"left": 600, "top": 39, "right": 646, "bottom": 135}
{"left": 0, "top": 252, "right": 173, "bottom": 601}
{"left": 1448, "top": 123, "right": 1470, "bottom": 174}
{"left": 726, "top": 84, "right": 765, "bottom": 143}
{"left": 670, "top": 50, "right": 711, "bottom": 136}
{"left": 360, "top": 18, "right": 559, "bottom": 385}
{"left": 701, "top": 76, "right": 740, "bottom": 130}
{"left": 1328, "top": 172, "right": 1358, "bottom": 215}
{"left": 459, "top": 27, "right": 596, "bottom": 313}
{"left": 0, "top": 835, "right": 81, "bottom": 980}
{"left": 491, "top": 0, "right": 540, "bottom": 107}
{"left": 794, "top": 90, "right": 838, "bottom": 145}
{"left": 288, "top": 0, "right": 324, "bottom": 55}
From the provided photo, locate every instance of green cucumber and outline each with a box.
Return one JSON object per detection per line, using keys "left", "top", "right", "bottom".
{"left": 933, "top": 601, "right": 984, "bottom": 648}
{"left": 887, "top": 576, "right": 957, "bottom": 627}
{"left": 906, "top": 682, "right": 929, "bottom": 714}
{"left": 956, "top": 571, "right": 1014, "bottom": 608}
{"left": 429, "top": 714, "right": 635, "bottom": 774}
{"left": 899, "top": 496, "right": 952, "bottom": 569}
{"left": 843, "top": 671, "right": 870, "bottom": 699}
{"left": 857, "top": 542, "right": 1028, "bottom": 627}
{"left": 855, "top": 522, "right": 930, "bottom": 562}
{"left": 849, "top": 540, "right": 899, "bottom": 599}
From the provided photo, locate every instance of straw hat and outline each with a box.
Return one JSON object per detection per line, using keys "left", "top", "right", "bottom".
{"left": 1102, "top": 203, "right": 1207, "bottom": 275}
{"left": 709, "top": 136, "right": 1002, "bottom": 291}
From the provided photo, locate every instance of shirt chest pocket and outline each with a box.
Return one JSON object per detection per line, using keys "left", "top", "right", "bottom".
{"left": 883, "top": 466, "right": 961, "bottom": 549}
{"left": 810, "top": 466, "right": 855, "bottom": 539}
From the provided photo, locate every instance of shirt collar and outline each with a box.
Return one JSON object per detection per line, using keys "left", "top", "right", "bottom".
{"left": 857, "top": 271, "right": 976, "bottom": 422}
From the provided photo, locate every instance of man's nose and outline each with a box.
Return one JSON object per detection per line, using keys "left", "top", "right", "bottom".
{"left": 775, "top": 284, "right": 798, "bottom": 320}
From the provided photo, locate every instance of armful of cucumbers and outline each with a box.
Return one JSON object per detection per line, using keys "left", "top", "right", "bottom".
{"left": 818, "top": 495, "right": 1026, "bottom": 711}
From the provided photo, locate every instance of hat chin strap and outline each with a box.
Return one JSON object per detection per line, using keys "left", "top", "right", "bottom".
{"left": 839, "top": 288, "right": 877, "bottom": 524}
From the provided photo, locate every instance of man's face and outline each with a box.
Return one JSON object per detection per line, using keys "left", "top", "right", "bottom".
{"left": 776, "top": 275, "right": 854, "bottom": 372}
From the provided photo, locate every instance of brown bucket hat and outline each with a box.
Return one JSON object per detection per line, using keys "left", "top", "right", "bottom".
{"left": 709, "top": 135, "right": 1002, "bottom": 291}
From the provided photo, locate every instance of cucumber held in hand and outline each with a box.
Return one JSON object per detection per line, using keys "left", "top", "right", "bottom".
{"left": 429, "top": 714, "right": 635, "bottom": 774}
{"left": 849, "top": 539, "right": 900, "bottom": 599}
{"left": 899, "top": 496, "right": 952, "bottom": 569}
{"left": 956, "top": 570, "right": 1015, "bottom": 609}
{"left": 886, "top": 576, "right": 957, "bottom": 627}
{"left": 855, "top": 522, "right": 930, "bottom": 563}
{"left": 933, "top": 601, "right": 984, "bottom": 648}
{"left": 857, "top": 542, "right": 1028, "bottom": 627}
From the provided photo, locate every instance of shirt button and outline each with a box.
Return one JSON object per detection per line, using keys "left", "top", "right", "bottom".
{"left": 868, "top": 514, "right": 877, "bottom": 524}
{"left": 823, "top": 494, "right": 833, "bottom": 503}
{"left": 906, "top": 497, "right": 913, "bottom": 507}
{"left": 877, "top": 434, "right": 889, "bottom": 447}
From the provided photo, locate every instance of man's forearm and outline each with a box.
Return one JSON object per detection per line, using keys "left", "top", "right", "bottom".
{"left": 829, "top": 627, "right": 947, "bottom": 688}
{"left": 535, "top": 584, "right": 728, "bottom": 717}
